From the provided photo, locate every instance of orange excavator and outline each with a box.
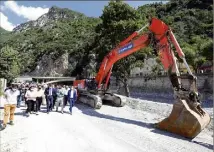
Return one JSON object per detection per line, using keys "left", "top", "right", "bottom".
{"left": 73, "top": 18, "right": 210, "bottom": 138}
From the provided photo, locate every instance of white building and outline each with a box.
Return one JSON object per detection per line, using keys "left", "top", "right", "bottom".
{"left": 130, "top": 58, "right": 165, "bottom": 77}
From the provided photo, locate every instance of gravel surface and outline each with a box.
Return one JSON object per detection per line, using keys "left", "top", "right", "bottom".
{"left": 0, "top": 96, "right": 213, "bottom": 152}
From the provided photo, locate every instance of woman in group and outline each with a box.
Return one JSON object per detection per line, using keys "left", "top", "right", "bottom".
{"left": 25, "top": 85, "right": 38, "bottom": 116}
{"left": 36, "top": 85, "right": 44, "bottom": 112}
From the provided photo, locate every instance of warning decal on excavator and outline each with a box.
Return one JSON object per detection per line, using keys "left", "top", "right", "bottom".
{"left": 118, "top": 43, "right": 133, "bottom": 54}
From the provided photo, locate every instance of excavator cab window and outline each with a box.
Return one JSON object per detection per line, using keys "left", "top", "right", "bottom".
{"left": 85, "top": 78, "right": 97, "bottom": 90}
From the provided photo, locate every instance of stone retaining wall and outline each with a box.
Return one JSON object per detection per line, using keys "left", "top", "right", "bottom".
{"left": 110, "top": 74, "right": 213, "bottom": 102}
{"left": 128, "top": 73, "right": 213, "bottom": 93}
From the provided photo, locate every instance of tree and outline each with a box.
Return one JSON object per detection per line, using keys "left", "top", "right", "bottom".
{"left": 181, "top": 35, "right": 212, "bottom": 73}
{"left": 95, "top": 0, "right": 151, "bottom": 96}
{"left": 0, "top": 45, "right": 20, "bottom": 82}
{"left": 200, "top": 38, "right": 213, "bottom": 61}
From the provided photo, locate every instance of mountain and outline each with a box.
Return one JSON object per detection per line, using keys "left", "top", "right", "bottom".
{"left": 1, "top": 6, "right": 101, "bottom": 76}
{"left": 13, "top": 6, "right": 86, "bottom": 33}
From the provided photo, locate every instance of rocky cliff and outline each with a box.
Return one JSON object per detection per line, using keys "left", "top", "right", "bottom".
{"left": 27, "top": 53, "right": 69, "bottom": 76}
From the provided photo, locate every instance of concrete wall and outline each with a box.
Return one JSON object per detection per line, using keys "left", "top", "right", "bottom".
{"left": 128, "top": 74, "right": 213, "bottom": 93}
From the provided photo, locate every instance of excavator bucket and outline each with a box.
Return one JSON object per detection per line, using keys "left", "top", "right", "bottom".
{"left": 156, "top": 99, "right": 211, "bottom": 139}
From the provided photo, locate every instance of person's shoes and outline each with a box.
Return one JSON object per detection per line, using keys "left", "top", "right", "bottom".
{"left": 26, "top": 113, "right": 30, "bottom": 117}
{"left": 47, "top": 112, "right": 49, "bottom": 114}
{"left": 61, "top": 111, "right": 64, "bottom": 114}
{"left": 56, "top": 109, "right": 58, "bottom": 112}
{"left": 30, "top": 112, "right": 32, "bottom": 114}
{"left": 36, "top": 112, "right": 39, "bottom": 115}
{"left": 9, "top": 121, "right": 14, "bottom": 125}
{"left": 17, "top": 105, "right": 20, "bottom": 108}
{"left": 0, "top": 124, "right": 6, "bottom": 131}
{"left": 70, "top": 112, "right": 72, "bottom": 115}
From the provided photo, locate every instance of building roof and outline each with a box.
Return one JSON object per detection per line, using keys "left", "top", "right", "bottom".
{"left": 32, "top": 77, "right": 75, "bottom": 80}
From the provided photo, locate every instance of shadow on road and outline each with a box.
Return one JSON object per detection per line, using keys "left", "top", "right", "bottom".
{"left": 192, "top": 141, "right": 213, "bottom": 150}
{"left": 75, "top": 103, "right": 213, "bottom": 150}
{"left": 14, "top": 111, "right": 26, "bottom": 116}
{"left": 75, "top": 103, "right": 153, "bottom": 129}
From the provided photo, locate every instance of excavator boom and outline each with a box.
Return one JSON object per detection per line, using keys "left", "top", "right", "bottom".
{"left": 74, "top": 18, "right": 210, "bottom": 139}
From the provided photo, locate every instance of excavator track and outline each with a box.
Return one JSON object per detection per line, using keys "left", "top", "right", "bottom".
{"left": 77, "top": 92, "right": 102, "bottom": 109}
{"left": 102, "top": 93, "right": 126, "bottom": 107}
{"left": 77, "top": 92, "right": 126, "bottom": 109}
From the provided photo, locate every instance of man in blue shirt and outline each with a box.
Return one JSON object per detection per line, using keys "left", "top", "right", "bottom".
{"left": 67, "top": 86, "right": 77, "bottom": 115}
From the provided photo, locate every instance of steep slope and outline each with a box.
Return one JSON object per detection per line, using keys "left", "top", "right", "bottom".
{"left": 0, "top": 27, "right": 9, "bottom": 34}
{"left": 0, "top": 27, "right": 11, "bottom": 47}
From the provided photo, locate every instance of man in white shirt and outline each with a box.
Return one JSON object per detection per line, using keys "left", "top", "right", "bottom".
{"left": 0, "top": 83, "right": 19, "bottom": 131}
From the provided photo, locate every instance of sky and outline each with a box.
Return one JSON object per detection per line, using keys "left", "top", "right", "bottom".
{"left": 0, "top": 1, "right": 168, "bottom": 31}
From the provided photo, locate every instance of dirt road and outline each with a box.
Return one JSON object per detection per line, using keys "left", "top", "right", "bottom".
{"left": 0, "top": 97, "right": 213, "bottom": 152}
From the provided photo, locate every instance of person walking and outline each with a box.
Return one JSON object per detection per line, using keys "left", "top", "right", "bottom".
{"left": 36, "top": 85, "right": 44, "bottom": 111}
{"left": 42, "top": 84, "right": 47, "bottom": 105}
{"left": 62, "top": 85, "right": 69, "bottom": 107}
{"left": 52, "top": 85, "right": 57, "bottom": 110}
{"left": 0, "top": 83, "right": 20, "bottom": 131}
{"left": 55, "top": 85, "right": 65, "bottom": 114}
{"left": 23, "top": 85, "right": 29, "bottom": 107}
{"left": 44, "top": 84, "right": 54, "bottom": 114}
{"left": 67, "top": 86, "right": 77, "bottom": 115}
{"left": 25, "top": 85, "right": 37, "bottom": 116}
{"left": 17, "top": 84, "right": 22, "bottom": 108}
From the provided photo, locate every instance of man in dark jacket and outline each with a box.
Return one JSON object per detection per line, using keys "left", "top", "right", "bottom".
{"left": 52, "top": 84, "right": 57, "bottom": 110}
{"left": 44, "top": 84, "right": 55, "bottom": 114}
{"left": 67, "top": 86, "right": 77, "bottom": 115}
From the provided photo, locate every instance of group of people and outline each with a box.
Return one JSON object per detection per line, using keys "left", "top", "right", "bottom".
{"left": 0, "top": 83, "right": 78, "bottom": 131}
{"left": 44, "top": 84, "right": 77, "bottom": 114}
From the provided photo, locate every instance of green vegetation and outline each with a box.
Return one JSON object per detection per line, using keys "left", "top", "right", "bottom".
{"left": 0, "top": 45, "right": 20, "bottom": 82}
{"left": 0, "top": 27, "right": 12, "bottom": 48}
{"left": 93, "top": 0, "right": 150, "bottom": 96}
{"left": 0, "top": 0, "right": 212, "bottom": 90}
{"left": 1, "top": 7, "right": 100, "bottom": 76}
{"left": 150, "top": 0, "right": 213, "bottom": 73}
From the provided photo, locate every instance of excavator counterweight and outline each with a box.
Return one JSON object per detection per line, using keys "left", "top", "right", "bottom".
{"left": 73, "top": 17, "right": 210, "bottom": 139}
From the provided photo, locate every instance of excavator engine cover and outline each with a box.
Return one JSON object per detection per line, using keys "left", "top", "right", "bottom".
{"left": 157, "top": 99, "right": 210, "bottom": 139}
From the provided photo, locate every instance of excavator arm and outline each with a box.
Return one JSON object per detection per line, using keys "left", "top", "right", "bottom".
{"left": 95, "top": 18, "right": 193, "bottom": 92}
{"left": 95, "top": 32, "right": 150, "bottom": 90}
